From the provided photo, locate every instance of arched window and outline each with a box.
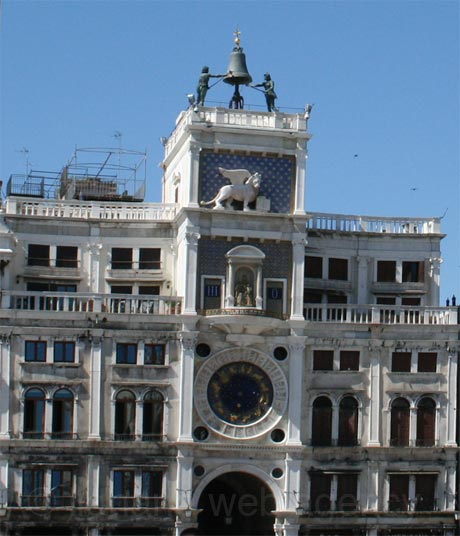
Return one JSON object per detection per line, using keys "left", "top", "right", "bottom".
{"left": 338, "top": 396, "right": 359, "bottom": 446}
{"left": 24, "top": 388, "right": 45, "bottom": 439}
{"left": 52, "top": 389, "right": 74, "bottom": 439}
{"left": 416, "top": 397, "right": 436, "bottom": 447}
{"left": 312, "top": 397, "right": 332, "bottom": 446}
{"left": 390, "top": 397, "right": 410, "bottom": 446}
{"left": 143, "top": 391, "right": 164, "bottom": 441}
{"left": 115, "top": 390, "right": 136, "bottom": 441}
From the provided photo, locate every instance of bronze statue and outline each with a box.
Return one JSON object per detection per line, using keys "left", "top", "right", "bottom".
{"left": 196, "top": 66, "right": 224, "bottom": 107}
{"left": 252, "top": 73, "right": 278, "bottom": 112}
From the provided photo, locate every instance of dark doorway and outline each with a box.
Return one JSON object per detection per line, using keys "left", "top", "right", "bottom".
{"left": 197, "top": 472, "right": 276, "bottom": 535}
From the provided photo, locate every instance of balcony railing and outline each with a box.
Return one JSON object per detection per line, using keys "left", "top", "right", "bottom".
{"left": 3, "top": 291, "right": 182, "bottom": 315}
{"left": 304, "top": 304, "right": 457, "bottom": 325}
{"left": 112, "top": 496, "right": 165, "bottom": 508}
{"left": 21, "top": 495, "right": 75, "bottom": 507}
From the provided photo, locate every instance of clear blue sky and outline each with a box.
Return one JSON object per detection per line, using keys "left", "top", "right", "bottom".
{"left": 1, "top": 0, "right": 459, "bottom": 300}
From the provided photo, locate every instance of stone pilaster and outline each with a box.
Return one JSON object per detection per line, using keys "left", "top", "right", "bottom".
{"left": 286, "top": 342, "right": 305, "bottom": 445}
{"left": 290, "top": 236, "right": 306, "bottom": 320}
{"left": 178, "top": 333, "right": 198, "bottom": 441}
{"left": 0, "top": 336, "right": 11, "bottom": 438}
{"left": 88, "top": 337, "right": 103, "bottom": 440}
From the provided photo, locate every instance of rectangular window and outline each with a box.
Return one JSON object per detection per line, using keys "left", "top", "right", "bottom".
{"left": 140, "top": 471, "right": 163, "bottom": 507}
{"left": 139, "top": 286, "right": 160, "bottom": 295}
{"left": 328, "top": 258, "right": 348, "bottom": 281}
{"left": 116, "top": 343, "right": 137, "bottom": 364}
{"left": 389, "top": 474, "right": 409, "bottom": 511}
{"left": 22, "top": 469, "right": 45, "bottom": 507}
{"left": 377, "top": 261, "right": 396, "bottom": 282}
{"left": 111, "top": 248, "right": 133, "bottom": 270}
{"left": 337, "top": 474, "right": 358, "bottom": 511}
{"left": 139, "top": 248, "right": 161, "bottom": 270}
{"left": 54, "top": 341, "right": 75, "bottom": 363}
{"left": 304, "top": 290, "right": 322, "bottom": 303}
{"left": 110, "top": 285, "right": 133, "bottom": 294}
{"left": 313, "top": 350, "right": 334, "bottom": 371}
{"left": 305, "top": 256, "right": 323, "bottom": 278}
{"left": 339, "top": 351, "right": 359, "bottom": 371}
{"left": 401, "top": 296, "right": 421, "bottom": 306}
{"left": 310, "top": 473, "right": 331, "bottom": 511}
{"left": 391, "top": 352, "right": 411, "bottom": 372}
{"left": 402, "top": 261, "right": 424, "bottom": 283}
{"left": 418, "top": 352, "right": 437, "bottom": 373}
{"left": 376, "top": 296, "right": 396, "bottom": 305}
{"left": 56, "top": 246, "right": 78, "bottom": 268}
{"left": 25, "top": 341, "right": 47, "bottom": 362}
{"left": 144, "top": 344, "right": 166, "bottom": 365}
{"left": 27, "top": 244, "right": 50, "bottom": 267}
{"left": 50, "top": 469, "right": 73, "bottom": 506}
{"left": 327, "top": 293, "right": 347, "bottom": 304}
{"left": 113, "top": 470, "right": 135, "bottom": 507}
{"left": 415, "top": 474, "right": 436, "bottom": 511}
{"left": 203, "top": 278, "right": 222, "bottom": 310}
{"left": 266, "top": 281, "right": 284, "bottom": 316}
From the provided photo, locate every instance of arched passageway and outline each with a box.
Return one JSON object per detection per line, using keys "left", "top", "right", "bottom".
{"left": 197, "top": 471, "right": 276, "bottom": 535}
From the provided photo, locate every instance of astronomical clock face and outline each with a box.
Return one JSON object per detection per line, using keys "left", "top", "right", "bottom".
{"left": 207, "top": 362, "right": 274, "bottom": 425}
{"left": 195, "top": 348, "right": 288, "bottom": 439}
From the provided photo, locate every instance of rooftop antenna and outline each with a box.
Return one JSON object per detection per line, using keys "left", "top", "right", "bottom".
{"left": 17, "top": 147, "right": 31, "bottom": 176}
{"left": 112, "top": 131, "right": 122, "bottom": 179}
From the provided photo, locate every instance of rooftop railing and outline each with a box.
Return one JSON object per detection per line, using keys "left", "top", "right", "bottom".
{"left": 164, "top": 107, "right": 309, "bottom": 157}
{"left": 307, "top": 212, "right": 441, "bottom": 235}
{"left": 4, "top": 197, "right": 177, "bottom": 221}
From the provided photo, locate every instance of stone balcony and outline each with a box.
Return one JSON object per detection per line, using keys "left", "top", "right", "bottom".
{"left": 2, "top": 291, "right": 182, "bottom": 316}
{"left": 1, "top": 292, "right": 457, "bottom": 324}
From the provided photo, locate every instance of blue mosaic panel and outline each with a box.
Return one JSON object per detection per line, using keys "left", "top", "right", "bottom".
{"left": 200, "top": 151, "right": 295, "bottom": 214}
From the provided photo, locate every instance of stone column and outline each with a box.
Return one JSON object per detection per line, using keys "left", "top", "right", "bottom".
{"left": 87, "top": 243, "right": 102, "bottom": 294}
{"left": 331, "top": 402, "right": 339, "bottom": 446}
{"left": 293, "top": 146, "right": 307, "bottom": 214}
{"left": 429, "top": 257, "right": 441, "bottom": 305}
{"left": 135, "top": 399, "right": 143, "bottom": 440}
{"left": 368, "top": 346, "right": 381, "bottom": 446}
{"left": 366, "top": 462, "right": 379, "bottom": 511}
{"left": 290, "top": 236, "right": 306, "bottom": 320}
{"left": 87, "top": 456, "right": 100, "bottom": 507}
{"left": 0, "top": 337, "right": 11, "bottom": 438}
{"left": 188, "top": 143, "right": 201, "bottom": 208}
{"left": 226, "top": 261, "right": 235, "bottom": 307}
{"left": 0, "top": 457, "right": 8, "bottom": 507}
{"left": 445, "top": 462, "right": 456, "bottom": 510}
{"left": 256, "top": 264, "right": 263, "bottom": 308}
{"left": 44, "top": 396, "right": 53, "bottom": 438}
{"left": 182, "top": 231, "right": 200, "bottom": 314}
{"left": 446, "top": 350, "right": 457, "bottom": 446}
{"left": 356, "top": 256, "right": 369, "bottom": 304}
{"left": 88, "top": 337, "right": 103, "bottom": 440}
{"left": 178, "top": 333, "right": 197, "bottom": 442}
{"left": 176, "top": 448, "right": 193, "bottom": 508}
{"left": 287, "top": 342, "right": 305, "bottom": 445}
{"left": 284, "top": 455, "right": 302, "bottom": 511}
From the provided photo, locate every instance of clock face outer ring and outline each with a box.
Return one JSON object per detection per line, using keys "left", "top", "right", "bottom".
{"left": 194, "top": 348, "right": 288, "bottom": 439}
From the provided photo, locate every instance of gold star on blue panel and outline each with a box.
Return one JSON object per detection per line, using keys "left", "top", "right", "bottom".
{"left": 200, "top": 151, "right": 295, "bottom": 213}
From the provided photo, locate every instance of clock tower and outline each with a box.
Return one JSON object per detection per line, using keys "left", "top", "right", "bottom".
{"left": 160, "top": 36, "right": 313, "bottom": 536}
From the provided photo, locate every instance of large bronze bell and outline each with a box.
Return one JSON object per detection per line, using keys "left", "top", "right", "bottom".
{"left": 224, "top": 47, "right": 252, "bottom": 87}
{"left": 223, "top": 31, "right": 252, "bottom": 109}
